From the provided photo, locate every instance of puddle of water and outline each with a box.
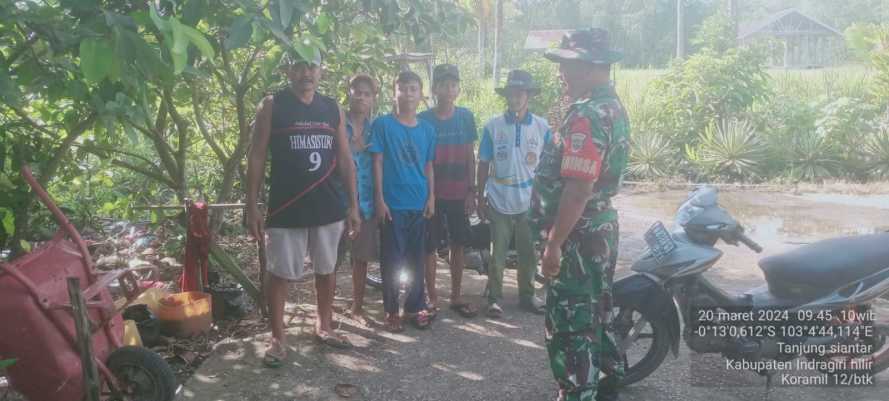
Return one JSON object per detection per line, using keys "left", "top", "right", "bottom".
{"left": 620, "top": 190, "right": 889, "bottom": 245}
{"left": 796, "top": 193, "right": 889, "bottom": 210}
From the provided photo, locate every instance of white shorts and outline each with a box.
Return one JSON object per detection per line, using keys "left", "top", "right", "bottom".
{"left": 266, "top": 220, "right": 345, "bottom": 280}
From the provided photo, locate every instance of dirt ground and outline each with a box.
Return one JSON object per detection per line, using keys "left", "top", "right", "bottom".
{"left": 174, "top": 188, "right": 889, "bottom": 401}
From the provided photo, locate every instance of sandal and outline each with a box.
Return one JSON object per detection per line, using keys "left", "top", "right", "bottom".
{"left": 486, "top": 303, "right": 503, "bottom": 318}
{"left": 405, "top": 310, "right": 432, "bottom": 329}
{"left": 426, "top": 305, "right": 440, "bottom": 321}
{"left": 315, "top": 331, "right": 353, "bottom": 349}
{"left": 449, "top": 302, "right": 478, "bottom": 318}
{"left": 262, "top": 339, "right": 287, "bottom": 368}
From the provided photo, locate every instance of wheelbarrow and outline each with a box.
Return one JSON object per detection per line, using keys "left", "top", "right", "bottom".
{"left": 0, "top": 166, "right": 176, "bottom": 401}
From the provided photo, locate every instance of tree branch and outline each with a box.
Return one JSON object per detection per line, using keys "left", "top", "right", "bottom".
{"left": 163, "top": 89, "right": 190, "bottom": 198}
{"left": 124, "top": 102, "right": 179, "bottom": 183}
{"left": 237, "top": 46, "right": 262, "bottom": 94}
{"left": 71, "top": 142, "right": 158, "bottom": 167}
{"left": 3, "top": 33, "right": 38, "bottom": 69}
{"left": 110, "top": 159, "right": 177, "bottom": 189}
{"left": 189, "top": 82, "right": 228, "bottom": 162}
{"left": 40, "top": 113, "right": 97, "bottom": 187}
{"left": 4, "top": 104, "right": 61, "bottom": 140}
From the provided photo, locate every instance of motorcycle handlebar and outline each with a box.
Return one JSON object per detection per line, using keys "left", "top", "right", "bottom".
{"left": 738, "top": 232, "right": 763, "bottom": 253}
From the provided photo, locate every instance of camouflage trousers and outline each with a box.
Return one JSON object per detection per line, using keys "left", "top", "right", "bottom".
{"left": 545, "top": 221, "right": 624, "bottom": 401}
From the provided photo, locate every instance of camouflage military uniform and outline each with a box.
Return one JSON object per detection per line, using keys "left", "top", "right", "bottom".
{"left": 532, "top": 84, "right": 630, "bottom": 401}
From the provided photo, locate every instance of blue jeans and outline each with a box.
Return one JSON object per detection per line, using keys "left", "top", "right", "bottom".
{"left": 380, "top": 210, "right": 428, "bottom": 314}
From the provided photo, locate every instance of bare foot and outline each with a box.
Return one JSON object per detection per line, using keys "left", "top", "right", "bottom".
{"left": 384, "top": 313, "right": 403, "bottom": 333}
{"left": 348, "top": 307, "right": 369, "bottom": 326}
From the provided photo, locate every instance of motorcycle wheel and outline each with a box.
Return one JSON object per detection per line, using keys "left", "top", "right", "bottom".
{"left": 610, "top": 304, "right": 672, "bottom": 386}
{"left": 813, "top": 323, "right": 889, "bottom": 377}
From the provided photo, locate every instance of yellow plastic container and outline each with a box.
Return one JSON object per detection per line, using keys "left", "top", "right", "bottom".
{"left": 156, "top": 291, "right": 213, "bottom": 337}
{"left": 133, "top": 287, "right": 170, "bottom": 315}
{"left": 115, "top": 287, "right": 170, "bottom": 314}
{"left": 122, "top": 320, "right": 143, "bottom": 346}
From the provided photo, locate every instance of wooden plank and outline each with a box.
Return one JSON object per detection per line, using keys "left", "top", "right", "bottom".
{"left": 67, "top": 278, "right": 100, "bottom": 401}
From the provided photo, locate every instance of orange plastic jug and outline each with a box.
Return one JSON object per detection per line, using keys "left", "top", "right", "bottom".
{"left": 156, "top": 291, "right": 212, "bottom": 337}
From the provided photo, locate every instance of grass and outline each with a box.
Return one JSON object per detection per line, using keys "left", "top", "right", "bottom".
{"left": 614, "top": 65, "right": 874, "bottom": 107}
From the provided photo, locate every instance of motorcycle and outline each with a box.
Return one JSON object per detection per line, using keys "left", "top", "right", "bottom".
{"left": 611, "top": 186, "right": 889, "bottom": 386}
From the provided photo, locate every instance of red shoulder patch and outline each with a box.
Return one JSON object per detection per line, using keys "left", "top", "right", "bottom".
{"left": 561, "top": 116, "right": 602, "bottom": 181}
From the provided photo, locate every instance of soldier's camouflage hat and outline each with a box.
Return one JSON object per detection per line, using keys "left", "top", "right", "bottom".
{"left": 544, "top": 28, "right": 623, "bottom": 65}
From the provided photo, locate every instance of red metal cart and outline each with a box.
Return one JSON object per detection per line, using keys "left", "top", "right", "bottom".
{"left": 0, "top": 166, "right": 175, "bottom": 401}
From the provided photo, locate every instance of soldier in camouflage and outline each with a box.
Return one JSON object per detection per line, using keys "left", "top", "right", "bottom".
{"left": 532, "top": 28, "right": 631, "bottom": 401}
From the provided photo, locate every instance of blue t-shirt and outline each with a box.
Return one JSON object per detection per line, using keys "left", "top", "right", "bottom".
{"left": 418, "top": 107, "right": 477, "bottom": 200}
{"left": 347, "top": 116, "right": 375, "bottom": 219}
{"left": 368, "top": 114, "right": 437, "bottom": 211}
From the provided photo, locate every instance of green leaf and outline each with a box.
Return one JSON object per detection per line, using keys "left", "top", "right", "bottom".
{"left": 1, "top": 208, "right": 14, "bottom": 236}
{"left": 80, "top": 38, "right": 114, "bottom": 83}
{"left": 19, "top": 240, "right": 31, "bottom": 253}
{"left": 149, "top": 4, "right": 171, "bottom": 35}
{"left": 108, "top": 53, "right": 122, "bottom": 82}
{"left": 180, "top": 24, "right": 215, "bottom": 60}
{"left": 0, "top": 359, "right": 16, "bottom": 369}
{"left": 224, "top": 16, "right": 253, "bottom": 50}
{"left": 103, "top": 10, "right": 136, "bottom": 29}
{"left": 181, "top": 0, "right": 207, "bottom": 26}
{"left": 279, "top": 0, "right": 294, "bottom": 29}
{"left": 150, "top": 210, "right": 158, "bottom": 224}
{"left": 316, "top": 13, "right": 331, "bottom": 34}
{"left": 0, "top": 174, "right": 13, "bottom": 191}
{"left": 116, "top": 28, "right": 172, "bottom": 83}
{"left": 258, "top": 18, "right": 292, "bottom": 47}
{"left": 124, "top": 123, "right": 139, "bottom": 145}
{"left": 169, "top": 18, "right": 190, "bottom": 74}
{"left": 292, "top": 40, "right": 319, "bottom": 66}
{"left": 259, "top": 45, "right": 283, "bottom": 79}
{"left": 0, "top": 67, "right": 23, "bottom": 107}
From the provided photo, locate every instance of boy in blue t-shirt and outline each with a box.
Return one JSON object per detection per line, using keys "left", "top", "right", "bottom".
{"left": 369, "top": 71, "right": 437, "bottom": 332}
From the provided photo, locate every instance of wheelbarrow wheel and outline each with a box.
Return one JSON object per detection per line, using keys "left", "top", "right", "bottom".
{"left": 107, "top": 346, "right": 176, "bottom": 401}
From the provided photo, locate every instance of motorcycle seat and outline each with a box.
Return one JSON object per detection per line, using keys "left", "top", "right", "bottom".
{"left": 758, "top": 233, "right": 889, "bottom": 300}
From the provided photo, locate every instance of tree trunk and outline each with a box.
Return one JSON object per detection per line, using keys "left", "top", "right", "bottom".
{"left": 478, "top": 20, "right": 485, "bottom": 75}
{"left": 492, "top": 0, "right": 503, "bottom": 83}
{"left": 728, "top": 0, "right": 739, "bottom": 45}
{"left": 210, "top": 91, "right": 252, "bottom": 234}
{"left": 676, "top": 0, "right": 686, "bottom": 59}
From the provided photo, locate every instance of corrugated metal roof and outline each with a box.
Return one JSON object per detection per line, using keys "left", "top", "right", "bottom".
{"left": 738, "top": 8, "right": 842, "bottom": 40}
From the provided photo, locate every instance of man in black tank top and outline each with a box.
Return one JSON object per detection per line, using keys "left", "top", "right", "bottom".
{"left": 246, "top": 51, "right": 360, "bottom": 365}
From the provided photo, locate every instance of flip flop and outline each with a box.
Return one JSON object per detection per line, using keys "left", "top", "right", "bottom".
{"left": 315, "top": 332, "right": 353, "bottom": 349}
{"left": 426, "top": 305, "right": 440, "bottom": 321}
{"left": 486, "top": 303, "right": 503, "bottom": 318}
{"left": 449, "top": 302, "right": 478, "bottom": 318}
{"left": 262, "top": 341, "right": 287, "bottom": 368}
{"left": 405, "top": 310, "right": 432, "bottom": 329}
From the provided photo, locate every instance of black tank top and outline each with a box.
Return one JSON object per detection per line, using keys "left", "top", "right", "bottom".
{"left": 266, "top": 89, "right": 345, "bottom": 228}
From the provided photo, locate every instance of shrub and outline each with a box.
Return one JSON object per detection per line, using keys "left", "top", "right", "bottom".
{"left": 628, "top": 132, "right": 675, "bottom": 179}
{"left": 815, "top": 96, "right": 881, "bottom": 178}
{"left": 788, "top": 132, "right": 840, "bottom": 182}
{"left": 864, "top": 128, "right": 889, "bottom": 179}
{"left": 685, "top": 119, "right": 767, "bottom": 181}
{"left": 647, "top": 46, "right": 772, "bottom": 152}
